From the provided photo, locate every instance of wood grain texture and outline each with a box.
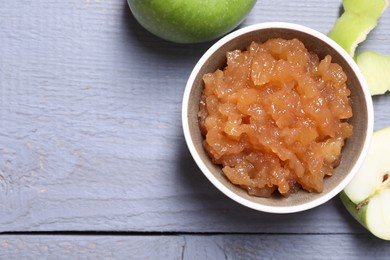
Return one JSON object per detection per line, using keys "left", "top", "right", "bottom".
{"left": 0, "top": 0, "right": 390, "bottom": 238}
{"left": 1, "top": 234, "right": 390, "bottom": 259}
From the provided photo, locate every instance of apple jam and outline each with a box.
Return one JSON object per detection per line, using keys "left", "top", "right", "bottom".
{"left": 198, "top": 38, "right": 353, "bottom": 197}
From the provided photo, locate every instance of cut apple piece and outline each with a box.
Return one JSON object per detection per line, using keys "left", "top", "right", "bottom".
{"left": 355, "top": 51, "right": 390, "bottom": 96}
{"left": 328, "top": 0, "right": 388, "bottom": 56}
{"left": 341, "top": 127, "right": 390, "bottom": 240}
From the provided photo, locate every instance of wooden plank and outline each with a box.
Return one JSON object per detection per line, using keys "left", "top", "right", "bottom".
{"left": 0, "top": 235, "right": 185, "bottom": 260}
{"left": 0, "top": 0, "right": 390, "bottom": 234}
{"left": 1, "top": 234, "right": 390, "bottom": 259}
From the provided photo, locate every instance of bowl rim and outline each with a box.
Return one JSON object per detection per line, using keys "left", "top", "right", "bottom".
{"left": 182, "top": 22, "right": 374, "bottom": 213}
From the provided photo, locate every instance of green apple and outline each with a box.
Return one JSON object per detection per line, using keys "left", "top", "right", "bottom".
{"left": 328, "top": 0, "right": 388, "bottom": 57}
{"left": 127, "top": 0, "right": 256, "bottom": 44}
{"left": 340, "top": 127, "right": 390, "bottom": 240}
{"left": 355, "top": 51, "right": 390, "bottom": 96}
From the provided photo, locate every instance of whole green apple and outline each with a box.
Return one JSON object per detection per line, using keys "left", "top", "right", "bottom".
{"left": 127, "top": 0, "right": 257, "bottom": 44}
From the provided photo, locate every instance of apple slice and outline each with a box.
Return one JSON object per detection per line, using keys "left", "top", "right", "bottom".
{"left": 328, "top": 0, "right": 388, "bottom": 57}
{"left": 340, "top": 127, "right": 390, "bottom": 240}
{"left": 355, "top": 51, "right": 390, "bottom": 96}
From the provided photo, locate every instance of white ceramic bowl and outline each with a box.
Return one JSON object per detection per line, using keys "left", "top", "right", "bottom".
{"left": 182, "top": 22, "right": 374, "bottom": 213}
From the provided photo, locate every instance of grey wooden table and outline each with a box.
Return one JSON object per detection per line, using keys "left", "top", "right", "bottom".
{"left": 1, "top": 0, "right": 390, "bottom": 259}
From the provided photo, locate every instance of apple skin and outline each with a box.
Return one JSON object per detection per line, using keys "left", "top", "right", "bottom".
{"left": 327, "top": 0, "right": 388, "bottom": 56}
{"left": 127, "top": 0, "right": 257, "bottom": 44}
{"left": 340, "top": 191, "right": 371, "bottom": 235}
{"left": 340, "top": 191, "right": 390, "bottom": 240}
